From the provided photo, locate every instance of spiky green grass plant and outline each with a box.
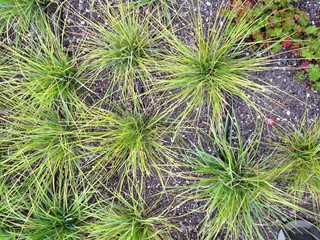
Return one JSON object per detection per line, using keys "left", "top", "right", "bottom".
{"left": 79, "top": 3, "right": 161, "bottom": 99}
{"left": 86, "top": 189, "right": 176, "bottom": 239}
{"left": 0, "top": 23, "right": 91, "bottom": 121}
{"left": 274, "top": 117, "right": 320, "bottom": 208}
{"left": 0, "top": 103, "right": 92, "bottom": 188}
{"left": 18, "top": 177, "right": 95, "bottom": 240}
{"left": 0, "top": 0, "right": 52, "bottom": 37}
{"left": 178, "top": 117, "right": 313, "bottom": 240}
{"left": 82, "top": 102, "right": 175, "bottom": 187}
{"left": 153, "top": 0, "right": 285, "bottom": 125}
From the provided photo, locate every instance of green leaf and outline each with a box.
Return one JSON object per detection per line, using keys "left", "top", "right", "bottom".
{"left": 253, "top": 6, "right": 265, "bottom": 17}
{"left": 267, "top": 28, "right": 283, "bottom": 37}
{"left": 305, "top": 25, "right": 318, "bottom": 35}
{"left": 314, "top": 82, "right": 320, "bottom": 91}
{"left": 291, "top": 32, "right": 300, "bottom": 39}
{"left": 307, "top": 64, "right": 320, "bottom": 82}
{"left": 299, "top": 12, "right": 309, "bottom": 27}
{"left": 271, "top": 44, "right": 282, "bottom": 53}
{"left": 282, "top": 19, "right": 295, "bottom": 33}
{"left": 253, "top": 32, "right": 264, "bottom": 41}
{"left": 295, "top": 71, "right": 306, "bottom": 83}
{"left": 310, "top": 42, "right": 319, "bottom": 52}
{"left": 301, "top": 48, "right": 315, "bottom": 60}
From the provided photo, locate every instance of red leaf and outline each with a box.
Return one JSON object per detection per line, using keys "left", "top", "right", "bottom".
{"left": 301, "top": 61, "right": 310, "bottom": 71}
{"left": 266, "top": 117, "right": 276, "bottom": 127}
{"left": 282, "top": 38, "right": 292, "bottom": 49}
{"left": 245, "top": 0, "right": 253, "bottom": 9}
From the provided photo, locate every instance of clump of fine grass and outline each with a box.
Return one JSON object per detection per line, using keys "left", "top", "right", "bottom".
{"left": 0, "top": 0, "right": 53, "bottom": 37}
{"left": 86, "top": 189, "right": 176, "bottom": 240}
{"left": 17, "top": 177, "right": 95, "bottom": 240}
{"left": 0, "top": 102, "right": 91, "bottom": 188}
{"left": 273, "top": 116, "right": 320, "bottom": 207}
{"left": 79, "top": 3, "right": 162, "bottom": 99}
{"left": 178, "top": 115, "right": 313, "bottom": 240}
{"left": 153, "top": 0, "right": 287, "bottom": 125}
{"left": 0, "top": 22, "right": 90, "bottom": 120}
{"left": 82, "top": 102, "right": 175, "bottom": 187}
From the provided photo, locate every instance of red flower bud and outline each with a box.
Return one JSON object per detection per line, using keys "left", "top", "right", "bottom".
{"left": 266, "top": 117, "right": 276, "bottom": 126}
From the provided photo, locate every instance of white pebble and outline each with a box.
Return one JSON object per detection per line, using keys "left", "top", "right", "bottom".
{"left": 80, "top": 21, "right": 85, "bottom": 25}
{"left": 206, "top": 1, "right": 211, "bottom": 6}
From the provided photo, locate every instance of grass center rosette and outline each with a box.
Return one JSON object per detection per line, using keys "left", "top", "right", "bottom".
{"left": 177, "top": 116, "right": 314, "bottom": 240}
{"left": 0, "top": 23, "right": 91, "bottom": 121}
{"left": 18, "top": 178, "right": 95, "bottom": 240}
{"left": 81, "top": 102, "right": 175, "bottom": 188}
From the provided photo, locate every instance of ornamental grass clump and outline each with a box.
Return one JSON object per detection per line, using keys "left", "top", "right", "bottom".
{"left": 19, "top": 178, "right": 95, "bottom": 240}
{"left": 79, "top": 3, "right": 162, "bottom": 99}
{"left": 0, "top": 0, "right": 53, "bottom": 37}
{"left": 178, "top": 117, "right": 312, "bottom": 240}
{"left": 154, "top": 0, "right": 285, "bottom": 125}
{"left": 0, "top": 23, "right": 90, "bottom": 121}
{"left": 0, "top": 105, "right": 90, "bottom": 187}
{"left": 82, "top": 102, "right": 174, "bottom": 187}
{"left": 86, "top": 190, "right": 175, "bottom": 240}
{"left": 274, "top": 117, "right": 320, "bottom": 207}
